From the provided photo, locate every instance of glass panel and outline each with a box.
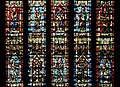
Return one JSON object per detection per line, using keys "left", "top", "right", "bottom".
{"left": 28, "top": 0, "right": 46, "bottom": 86}
{"left": 96, "top": 1, "right": 114, "bottom": 87}
{"left": 51, "top": 0, "right": 69, "bottom": 86}
{"left": 74, "top": 0, "right": 92, "bottom": 86}
{"left": 5, "top": 1, "right": 24, "bottom": 86}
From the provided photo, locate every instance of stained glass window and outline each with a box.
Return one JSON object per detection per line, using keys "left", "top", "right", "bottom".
{"left": 5, "top": 1, "right": 23, "bottom": 86}
{"left": 96, "top": 1, "right": 114, "bottom": 86}
{"left": 28, "top": 0, "right": 46, "bottom": 86}
{"left": 74, "top": 0, "right": 92, "bottom": 86}
{"left": 51, "top": 0, "right": 69, "bottom": 86}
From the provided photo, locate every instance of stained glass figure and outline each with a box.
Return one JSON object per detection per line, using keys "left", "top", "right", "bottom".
{"left": 5, "top": 1, "right": 23, "bottom": 86}
{"left": 74, "top": 0, "right": 92, "bottom": 87}
{"left": 96, "top": 1, "right": 114, "bottom": 87}
{"left": 28, "top": 0, "right": 46, "bottom": 86}
{"left": 51, "top": 0, "right": 69, "bottom": 86}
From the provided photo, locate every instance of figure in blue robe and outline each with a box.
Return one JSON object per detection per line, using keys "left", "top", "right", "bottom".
{"left": 10, "top": 8, "right": 18, "bottom": 30}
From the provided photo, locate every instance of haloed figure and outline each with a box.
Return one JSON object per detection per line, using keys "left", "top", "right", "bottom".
{"left": 34, "top": 7, "right": 40, "bottom": 30}
{"left": 10, "top": 8, "right": 19, "bottom": 30}
{"left": 79, "top": 7, "right": 86, "bottom": 30}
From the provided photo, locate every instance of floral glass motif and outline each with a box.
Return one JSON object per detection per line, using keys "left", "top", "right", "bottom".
{"left": 5, "top": 1, "right": 23, "bottom": 86}
{"left": 74, "top": 0, "right": 92, "bottom": 87}
{"left": 28, "top": 0, "right": 46, "bottom": 86}
{"left": 51, "top": 0, "right": 69, "bottom": 86}
{"left": 96, "top": 1, "right": 114, "bottom": 87}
